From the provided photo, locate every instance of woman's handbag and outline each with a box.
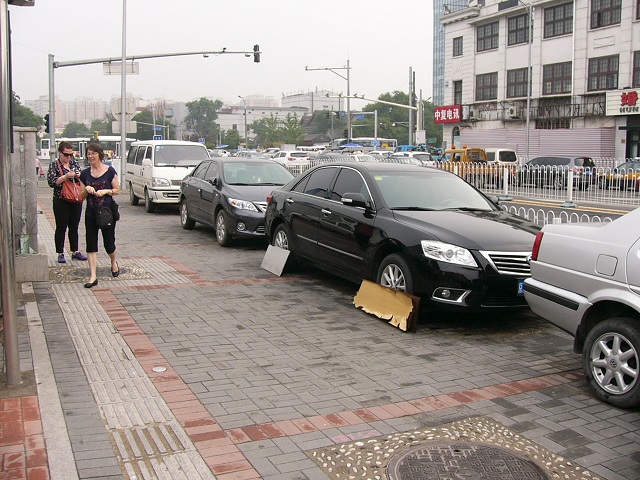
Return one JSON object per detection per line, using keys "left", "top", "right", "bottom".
{"left": 95, "top": 205, "right": 114, "bottom": 229}
{"left": 111, "top": 201, "right": 120, "bottom": 222}
{"left": 57, "top": 161, "right": 87, "bottom": 203}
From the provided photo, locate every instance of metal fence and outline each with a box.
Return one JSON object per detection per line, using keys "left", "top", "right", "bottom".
{"left": 278, "top": 158, "right": 636, "bottom": 225}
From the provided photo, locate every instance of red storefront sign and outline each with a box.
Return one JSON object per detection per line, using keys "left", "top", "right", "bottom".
{"left": 434, "top": 105, "right": 462, "bottom": 124}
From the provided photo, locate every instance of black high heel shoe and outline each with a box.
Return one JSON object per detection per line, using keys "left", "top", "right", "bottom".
{"left": 111, "top": 262, "right": 120, "bottom": 278}
{"left": 84, "top": 279, "right": 98, "bottom": 289}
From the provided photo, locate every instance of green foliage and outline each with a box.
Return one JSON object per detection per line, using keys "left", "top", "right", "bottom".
{"left": 361, "top": 91, "right": 442, "bottom": 146}
{"left": 11, "top": 92, "right": 42, "bottom": 129}
{"left": 132, "top": 110, "right": 154, "bottom": 140}
{"left": 62, "top": 121, "right": 90, "bottom": 137}
{"left": 280, "top": 113, "right": 305, "bottom": 145}
{"left": 250, "top": 115, "right": 282, "bottom": 147}
{"left": 222, "top": 129, "right": 242, "bottom": 149}
{"left": 184, "top": 97, "right": 222, "bottom": 144}
{"left": 89, "top": 118, "right": 112, "bottom": 137}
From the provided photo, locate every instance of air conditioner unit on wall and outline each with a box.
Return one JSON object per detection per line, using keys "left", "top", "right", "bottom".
{"left": 508, "top": 106, "right": 522, "bottom": 119}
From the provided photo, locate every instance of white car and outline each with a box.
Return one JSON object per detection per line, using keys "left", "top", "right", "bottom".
{"left": 271, "top": 150, "right": 311, "bottom": 165}
{"left": 524, "top": 208, "right": 640, "bottom": 408}
{"left": 389, "top": 151, "right": 437, "bottom": 167}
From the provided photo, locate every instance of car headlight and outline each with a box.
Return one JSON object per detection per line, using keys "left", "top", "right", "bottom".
{"left": 421, "top": 240, "right": 478, "bottom": 267}
{"left": 228, "top": 198, "right": 259, "bottom": 212}
{"left": 152, "top": 177, "right": 171, "bottom": 187}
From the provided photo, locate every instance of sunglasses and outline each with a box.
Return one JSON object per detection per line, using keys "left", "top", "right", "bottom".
{"left": 61, "top": 152, "right": 74, "bottom": 157}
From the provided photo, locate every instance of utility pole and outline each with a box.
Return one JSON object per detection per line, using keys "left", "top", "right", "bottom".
{"left": 305, "top": 60, "right": 351, "bottom": 140}
{"left": 2, "top": 0, "right": 36, "bottom": 387}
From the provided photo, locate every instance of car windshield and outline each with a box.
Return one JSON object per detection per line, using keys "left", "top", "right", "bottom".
{"left": 154, "top": 145, "right": 210, "bottom": 167}
{"left": 290, "top": 152, "right": 308, "bottom": 158}
{"left": 223, "top": 161, "right": 294, "bottom": 186}
{"left": 373, "top": 171, "right": 496, "bottom": 211}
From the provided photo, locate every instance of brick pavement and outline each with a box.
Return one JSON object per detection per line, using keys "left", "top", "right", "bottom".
{"left": 0, "top": 182, "right": 639, "bottom": 479}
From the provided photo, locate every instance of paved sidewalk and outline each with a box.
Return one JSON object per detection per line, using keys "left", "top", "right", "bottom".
{"left": 1, "top": 182, "right": 639, "bottom": 479}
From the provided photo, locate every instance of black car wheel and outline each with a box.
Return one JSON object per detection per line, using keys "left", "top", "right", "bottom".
{"left": 583, "top": 318, "right": 640, "bottom": 409}
{"left": 272, "top": 223, "right": 298, "bottom": 270}
{"left": 144, "top": 189, "right": 156, "bottom": 213}
{"left": 215, "top": 210, "right": 232, "bottom": 247}
{"left": 180, "top": 201, "right": 195, "bottom": 230}
{"left": 377, "top": 253, "right": 414, "bottom": 294}
{"left": 129, "top": 183, "right": 139, "bottom": 206}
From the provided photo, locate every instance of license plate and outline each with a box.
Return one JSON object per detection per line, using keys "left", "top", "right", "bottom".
{"left": 517, "top": 279, "right": 525, "bottom": 296}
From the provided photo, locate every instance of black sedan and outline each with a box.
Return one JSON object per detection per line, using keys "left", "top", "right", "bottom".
{"left": 264, "top": 162, "right": 540, "bottom": 312}
{"left": 180, "top": 158, "right": 294, "bottom": 246}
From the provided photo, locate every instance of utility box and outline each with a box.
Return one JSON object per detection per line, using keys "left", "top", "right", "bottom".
{"left": 10, "top": 127, "right": 48, "bottom": 282}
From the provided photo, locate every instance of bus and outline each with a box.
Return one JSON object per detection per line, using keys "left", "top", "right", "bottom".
{"left": 329, "top": 137, "right": 398, "bottom": 152}
{"left": 39, "top": 135, "right": 136, "bottom": 166}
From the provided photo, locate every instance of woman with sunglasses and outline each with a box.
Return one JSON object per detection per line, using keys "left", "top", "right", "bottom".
{"left": 80, "top": 142, "right": 120, "bottom": 288}
{"left": 47, "top": 141, "right": 88, "bottom": 264}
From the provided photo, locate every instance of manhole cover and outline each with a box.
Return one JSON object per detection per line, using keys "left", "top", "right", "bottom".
{"left": 387, "top": 442, "right": 549, "bottom": 480}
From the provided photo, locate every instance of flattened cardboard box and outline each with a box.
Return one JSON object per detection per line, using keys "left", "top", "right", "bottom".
{"left": 354, "top": 280, "right": 419, "bottom": 332}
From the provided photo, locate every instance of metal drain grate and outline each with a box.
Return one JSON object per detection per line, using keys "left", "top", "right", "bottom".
{"left": 387, "top": 442, "right": 549, "bottom": 479}
{"left": 307, "top": 416, "right": 601, "bottom": 480}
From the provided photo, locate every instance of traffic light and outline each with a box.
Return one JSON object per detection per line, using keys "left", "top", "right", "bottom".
{"left": 44, "top": 114, "right": 50, "bottom": 133}
{"left": 253, "top": 44, "right": 260, "bottom": 63}
{"left": 326, "top": 111, "right": 330, "bottom": 119}
{"left": 343, "top": 129, "right": 348, "bottom": 138}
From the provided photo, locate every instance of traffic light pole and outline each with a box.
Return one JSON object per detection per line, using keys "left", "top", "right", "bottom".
{"left": 47, "top": 46, "right": 260, "bottom": 169}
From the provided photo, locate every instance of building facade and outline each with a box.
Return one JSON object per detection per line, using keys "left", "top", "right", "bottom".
{"left": 439, "top": 0, "right": 640, "bottom": 161}
{"left": 433, "top": 0, "right": 470, "bottom": 106}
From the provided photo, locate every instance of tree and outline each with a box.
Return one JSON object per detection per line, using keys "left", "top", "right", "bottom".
{"left": 62, "top": 121, "right": 90, "bottom": 137}
{"left": 131, "top": 110, "right": 155, "bottom": 140}
{"left": 89, "top": 118, "right": 112, "bottom": 138}
{"left": 184, "top": 97, "right": 222, "bottom": 144}
{"left": 11, "top": 92, "right": 42, "bottom": 129}
{"left": 361, "top": 91, "right": 442, "bottom": 146}
{"left": 281, "top": 113, "right": 305, "bottom": 145}
{"left": 222, "top": 128, "right": 242, "bottom": 150}
{"left": 250, "top": 115, "right": 282, "bottom": 147}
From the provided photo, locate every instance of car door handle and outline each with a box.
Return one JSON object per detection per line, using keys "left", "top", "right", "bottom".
{"left": 321, "top": 209, "right": 331, "bottom": 216}
{"left": 286, "top": 198, "right": 294, "bottom": 204}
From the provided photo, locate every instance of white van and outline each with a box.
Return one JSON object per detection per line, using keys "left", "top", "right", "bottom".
{"left": 485, "top": 148, "right": 519, "bottom": 165}
{"left": 126, "top": 140, "right": 210, "bottom": 213}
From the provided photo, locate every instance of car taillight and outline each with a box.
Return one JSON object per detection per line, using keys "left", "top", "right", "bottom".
{"left": 531, "top": 232, "right": 544, "bottom": 261}
{"left": 266, "top": 194, "right": 273, "bottom": 205}
{"left": 288, "top": 157, "right": 295, "bottom": 161}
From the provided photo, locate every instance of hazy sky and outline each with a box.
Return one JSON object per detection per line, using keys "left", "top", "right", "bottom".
{"left": 8, "top": 0, "right": 434, "bottom": 109}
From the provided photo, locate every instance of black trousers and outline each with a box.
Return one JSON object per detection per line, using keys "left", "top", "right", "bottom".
{"left": 52, "top": 197, "right": 83, "bottom": 254}
{"left": 85, "top": 213, "right": 116, "bottom": 254}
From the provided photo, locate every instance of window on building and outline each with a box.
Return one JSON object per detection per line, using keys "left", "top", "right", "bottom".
{"left": 590, "top": 0, "right": 621, "bottom": 29}
{"left": 475, "top": 72, "right": 498, "bottom": 101}
{"left": 587, "top": 55, "right": 619, "bottom": 91}
{"left": 453, "top": 37, "right": 463, "bottom": 57}
{"left": 508, "top": 13, "right": 530, "bottom": 46}
{"left": 637, "top": 0, "right": 640, "bottom": 19}
{"left": 544, "top": 2, "right": 573, "bottom": 38}
{"left": 542, "top": 62, "right": 572, "bottom": 95}
{"left": 453, "top": 81, "right": 463, "bottom": 105}
{"left": 507, "top": 68, "right": 529, "bottom": 98}
{"left": 477, "top": 21, "right": 499, "bottom": 52}
{"left": 633, "top": 51, "right": 640, "bottom": 87}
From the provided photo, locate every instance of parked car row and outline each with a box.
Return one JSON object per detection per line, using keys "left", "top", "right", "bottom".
{"left": 126, "top": 142, "right": 640, "bottom": 409}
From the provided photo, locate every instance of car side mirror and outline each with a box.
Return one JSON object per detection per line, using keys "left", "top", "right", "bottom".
{"left": 142, "top": 158, "right": 152, "bottom": 167}
{"left": 208, "top": 177, "right": 219, "bottom": 187}
{"left": 341, "top": 192, "right": 369, "bottom": 208}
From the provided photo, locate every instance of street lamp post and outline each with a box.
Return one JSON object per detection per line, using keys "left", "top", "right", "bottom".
{"left": 305, "top": 60, "right": 351, "bottom": 140}
{"left": 238, "top": 95, "right": 247, "bottom": 147}
{"left": 519, "top": 0, "right": 533, "bottom": 162}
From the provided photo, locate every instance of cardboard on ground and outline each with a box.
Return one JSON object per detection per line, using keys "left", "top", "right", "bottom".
{"left": 354, "top": 280, "right": 419, "bottom": 332}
